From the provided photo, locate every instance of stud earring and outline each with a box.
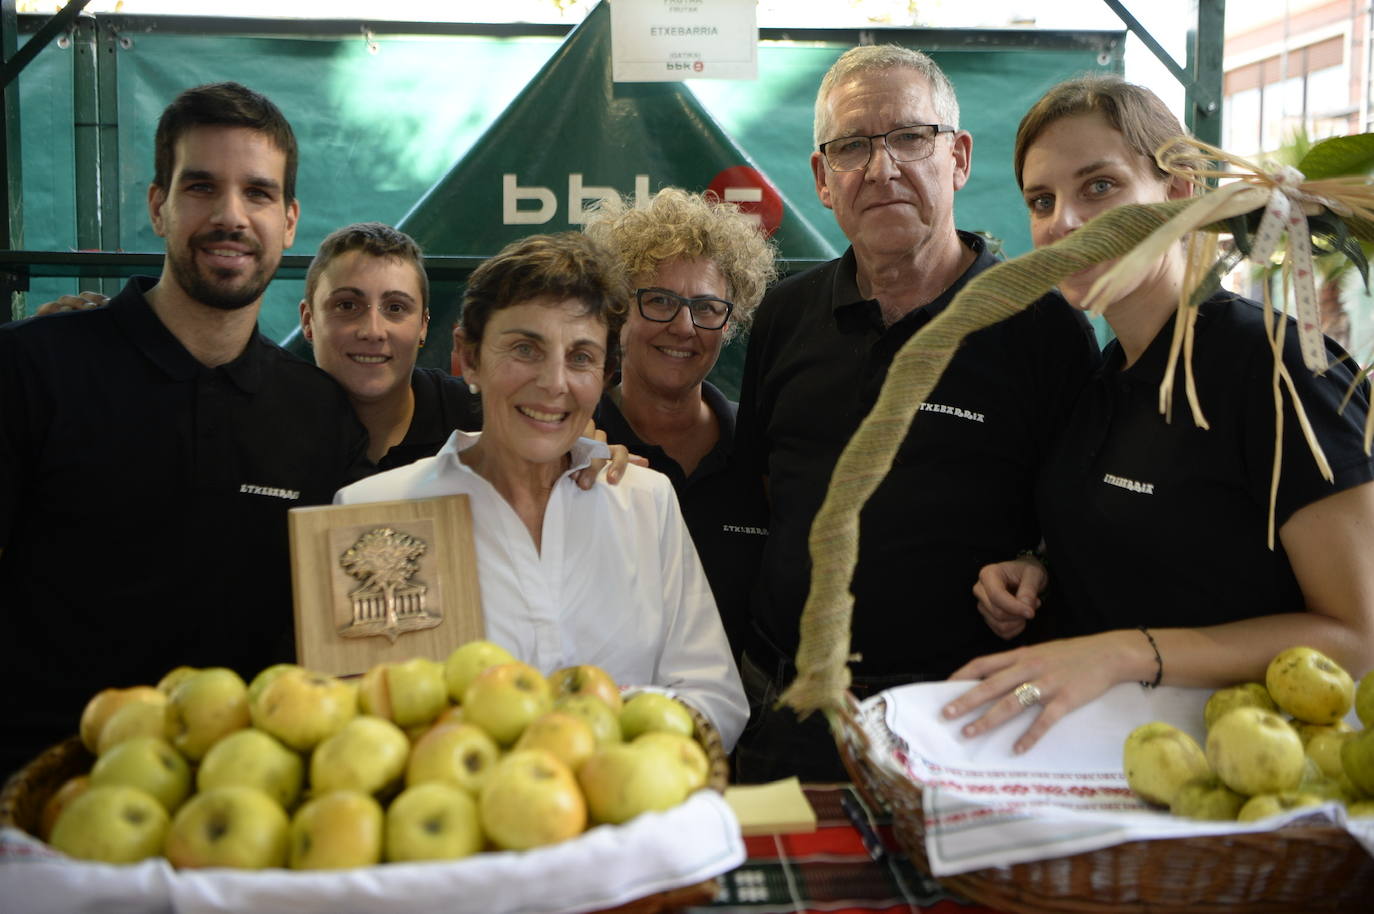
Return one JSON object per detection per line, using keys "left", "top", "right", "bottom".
{"left": 468, "top": 382, "right": 479, "bottom": 395}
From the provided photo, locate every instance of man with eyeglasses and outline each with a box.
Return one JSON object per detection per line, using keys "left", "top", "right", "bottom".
{"left": 732, "top": 45, "right": 1100, "bottom": 782}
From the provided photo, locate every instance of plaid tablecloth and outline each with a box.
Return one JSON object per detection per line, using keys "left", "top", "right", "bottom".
{"left": 685, "top": 785, "right": 1004, "bottom": 914}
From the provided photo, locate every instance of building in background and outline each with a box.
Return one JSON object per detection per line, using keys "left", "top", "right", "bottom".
{"left": 1223, "top": 0, "right": 1367, "bottom": 158}
{"left": 1223, "top": 1, "right": 1373, "bottom": 352}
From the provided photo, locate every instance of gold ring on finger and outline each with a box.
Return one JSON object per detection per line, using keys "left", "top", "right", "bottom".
{"left": 1013, "top": 682, "right": 1042, "bottom": 709}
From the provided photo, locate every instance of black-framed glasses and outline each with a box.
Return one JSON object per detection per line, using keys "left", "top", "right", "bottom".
{"left": 818, "top": 123, "right": 957, "bottom": 172}
{"left": 635, "top": 288, "right": 734, "bottom": 330}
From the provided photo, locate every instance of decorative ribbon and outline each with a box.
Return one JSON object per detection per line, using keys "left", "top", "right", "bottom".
{"left": 1082, "top": 149, "right": 1352, "bottom": 378}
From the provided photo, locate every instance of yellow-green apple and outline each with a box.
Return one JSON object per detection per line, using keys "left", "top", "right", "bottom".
{"left": 1266, "top": 646, "right": 1355, "bottom": 725}
{"left": 1294, "top": 720, "right": 1353, "bottom": 748}
{"left": 40, "top": 774, "right": 90, "bottom": 842}
{"left": 1207, "top": 707, "right": 1306, "bottom": 795}
{"left": 247, "top": 663, "right": 302, "bottom": 704}
{"left": 310, "top": 715, "right": 410, "bottom": 798}
{"left": 549, "top": 665, "right": 623, "bottom": 714}
{"left": 164, "top": 667, "right": 251, "bottom": 761}
{"left": 1341, "top": 726, "right": 1374, "bottom": 796}
{"left": 1122, "top": 722, "right": 1211, "bottom": 806}
{"left": 406, "top": 722, "right": 501, "bottom": 794}
{"left": 1296, "top": 757, "right": 1360, "bottom": 804}
{"left": 479, "top": 749, "right": 586, "bottom": 849}
{"left": 1203, "top": 683, "right": 1278, "bottom": 730}
{"left": 619, "top": 692, "right": 694, "bottom": 742}
{"left": 359, "top": 657, "right": 449, "bottom": 729}
{"left": 462, "top": 662, "right": 552, "bottom": 746}
{"left": 579, "top": 742, "right": 692, "bottom": 825}
{"left": 96, "top": 692, "right": 169, "bottom": 755}
{"left": 1308, "top": 729, "right": 1358, "bottom": 780}
{"left": 1236, "top": 791, "right": 1326, "bottom": 822}
{"left": 49, "top": 785, "right": 169, "bottom": 863}
{"left": 164, "top": 785, "right": 290, "bottom": 869}
{"left": 289, "top": 789, "right": 384, "bottom": 869}
{"left": 89, "top": 735, "right": 192, "bottom": 813}
{"left": 1356, "top": 670, "right": 1374, "bottom": 728}
{"left": 556, "top": 695, "right": 623, "bottom": 746}
{"left": 197, "top": 728, "right": 304, "bottom": 810}
{"left": 386, "top": 782, "right": 484, "bottom": 862}
{"left": 1169, "top": 775, "right": 1246, "bottom": 820}
{"left": 251, "top": 667, "right": 357, "bottom": 752}
{"left": 635, "top": 731, "right": 710, "bottom": 791}
{"left": 444, "top": 640, "right": 516, "bottom": 703}
{"left": 156, "top": 666, "right": 200, "bottom": 695}
{"left": 514, "top": 711, "right": 597, "bottom": 772}
{"left": 79, "top": 685, "right": 163, "bottom": 753}
{"left": 1349, "top": 800, "right": 1374, "bottom": 816}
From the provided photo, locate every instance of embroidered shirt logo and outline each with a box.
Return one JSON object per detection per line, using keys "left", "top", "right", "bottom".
{"left": 722, "top": 524, "right": 769, "bottom": 536}
{"left": 239, "top": 483, "right": 301, "bottom": 501}
{"left": 919, "top": 402, "right": 985, "bottom": 423}
{"left": 1103, "top": 473, "right": 1155, "bottom": 495}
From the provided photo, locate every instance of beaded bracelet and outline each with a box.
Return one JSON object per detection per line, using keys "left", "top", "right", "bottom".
{"left": 1138, "top": 626, "right": 1163, "bottom": 688}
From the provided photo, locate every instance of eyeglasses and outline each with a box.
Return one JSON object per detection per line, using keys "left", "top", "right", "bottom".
{"left": 635, "top": 288, "right": 734, "bottom": 330}
{"left": 818, "top": 123, "right": 957, "bottom": 172}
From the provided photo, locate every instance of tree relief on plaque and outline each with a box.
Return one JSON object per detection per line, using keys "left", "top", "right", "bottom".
{"left": 336, "top": 526, "right": 441, "bottom": 643}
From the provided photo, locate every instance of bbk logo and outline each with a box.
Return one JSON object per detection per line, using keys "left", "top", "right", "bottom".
{"left": 502, "top": 167, "right": 782, "bottom": 236}
{"left": 502, "top": 174, "right": 651, "bottom": 225}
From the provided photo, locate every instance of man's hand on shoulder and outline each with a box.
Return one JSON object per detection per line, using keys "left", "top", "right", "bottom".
{"left": 34, "top": 291, "right": 109, "bottom": 317}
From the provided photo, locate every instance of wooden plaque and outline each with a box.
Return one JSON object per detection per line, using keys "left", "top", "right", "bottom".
{"left": 287, "top": 495, "right": 484, "bottom": 676}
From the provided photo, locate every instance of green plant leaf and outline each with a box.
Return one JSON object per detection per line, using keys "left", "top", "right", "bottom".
{"left": 1297, "top": 133, "right": 1374, "bottom": 180}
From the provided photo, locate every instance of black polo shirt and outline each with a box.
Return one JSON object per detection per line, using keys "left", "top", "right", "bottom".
{"left": 377, "top": 366, "right": 483, "bottom": 471}
{"left": 0, "top": 276, "right": 372, "bottom": 777}
{"left": 735, "top": 234, "right": 1101, "bottom": 684}
{"left": 594, "top": 380, "right": 769, "bottom": 659}
{"left": 1036, "top": 291, "right": 1374, "bottom": 637}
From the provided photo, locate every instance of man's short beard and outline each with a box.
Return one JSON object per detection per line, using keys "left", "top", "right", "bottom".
{"left": 167, "top": 231, "right": 275, "bottom": 312}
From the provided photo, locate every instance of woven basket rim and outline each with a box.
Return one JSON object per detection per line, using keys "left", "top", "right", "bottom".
{"left": 832, "top": 690, "right": 1374, "bottom": 914}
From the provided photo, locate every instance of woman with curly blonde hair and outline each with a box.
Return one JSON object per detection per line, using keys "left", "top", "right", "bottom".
{"left": 583, "top": 187, "right": 777, "bottom": 657}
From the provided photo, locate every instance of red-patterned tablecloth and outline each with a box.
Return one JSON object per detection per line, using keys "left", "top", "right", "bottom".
{"left": 685, "top": 784, "right": 1004, "bottom": 914}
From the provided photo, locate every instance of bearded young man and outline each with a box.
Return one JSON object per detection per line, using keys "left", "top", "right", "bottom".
{"left": 0, "top": 83, "right": 370, "bottom": 778}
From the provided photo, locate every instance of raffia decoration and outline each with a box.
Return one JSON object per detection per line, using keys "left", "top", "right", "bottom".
{"left": 782, "top": 145, "right": 1374, "bottom": 720}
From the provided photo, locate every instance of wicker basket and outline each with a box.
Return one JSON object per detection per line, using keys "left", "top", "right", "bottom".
{"left": 829, "top": 694, "right": 1374, "bottom": 914}
{"left": 1, "top": 698, "right": 730, "bottom": 914}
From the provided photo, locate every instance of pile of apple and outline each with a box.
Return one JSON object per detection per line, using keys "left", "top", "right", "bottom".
{"left": 1123, "top": 645, "right": 1374, "bottom": 822}
{"left": 40, "top": 640, "right": 712, "bottom": 869}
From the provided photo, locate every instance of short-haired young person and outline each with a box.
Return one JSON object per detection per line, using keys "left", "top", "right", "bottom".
{"left": 299, "top": 221, "right": 481, "bottom": 469}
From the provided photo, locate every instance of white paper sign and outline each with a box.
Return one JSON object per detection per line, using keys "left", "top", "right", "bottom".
{"left": 611, "top": 0, "right": 758, "bottom": 82}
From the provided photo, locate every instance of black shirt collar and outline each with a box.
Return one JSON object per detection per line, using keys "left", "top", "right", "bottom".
{"left": 109, "top": 274, "right": 269, "bottom": 393}
{"left": 1104, "top": 291, "right": 1231, "bottom": 386}
{"left": 829, "top": 230, "right": 993, "bottom": 321}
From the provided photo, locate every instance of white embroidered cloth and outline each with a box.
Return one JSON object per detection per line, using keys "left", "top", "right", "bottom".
{"left": 0, "top": 789, "right": 742, "bottom": 914}
{"left": 856, "top": 681, "right": 1374, "bottom": 876}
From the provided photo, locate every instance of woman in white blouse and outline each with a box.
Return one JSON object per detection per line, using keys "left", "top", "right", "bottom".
{"left": 335, "top": 232, "right": 747, "bottom": 749}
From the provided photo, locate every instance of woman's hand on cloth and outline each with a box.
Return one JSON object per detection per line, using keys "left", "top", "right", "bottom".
{"left": 573, "top": 420, "right": 649, "bottom": 489}
{"left": 972, "top": 556, "right": 1047, "bottom": 639}
{"left": 942, "top": 630, "right": 1152, "bottom": 754}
